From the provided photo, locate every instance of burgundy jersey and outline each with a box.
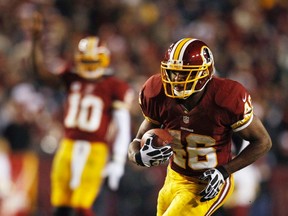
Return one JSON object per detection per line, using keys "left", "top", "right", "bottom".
{"left": 139, "top": 74, "right": 253, "bottom": 177}
{"left": 59, "top": 71, "right": 131, "bottom": 143}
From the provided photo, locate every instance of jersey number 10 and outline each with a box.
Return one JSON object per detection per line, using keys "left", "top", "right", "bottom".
{"left": 64, "top": 92, "right": 103, "bottom": 132}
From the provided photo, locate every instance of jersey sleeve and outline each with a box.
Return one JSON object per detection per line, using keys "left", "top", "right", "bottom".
{"left": 215, "top": 80, "right": 253, "bottom": 132}
{"left": 139, "top": 75, "right": 164, "bottom": 125}
{"left": 111, "top": 77, "right": 134, "bottom": 109}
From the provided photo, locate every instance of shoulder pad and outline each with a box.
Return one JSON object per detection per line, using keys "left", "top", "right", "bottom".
{"left": 141, "top": 74, "right": 163, "bottom": 99}
{"left": 213, "top": 78, "right": 248, "bottom": 112}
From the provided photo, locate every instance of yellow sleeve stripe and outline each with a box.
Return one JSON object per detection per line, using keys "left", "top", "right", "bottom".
{"left": 142, "top": 112, "right": 161, "bottom": 125}
{"left": 231, "top": 111, "right": 254, "bottom": 132}
{"left": 112, "top": 101, "right": 130, "bottom": 109}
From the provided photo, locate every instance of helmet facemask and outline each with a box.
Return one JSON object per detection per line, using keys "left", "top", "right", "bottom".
{"left": 161, "top": 62, "right": 212, "bottom": 99}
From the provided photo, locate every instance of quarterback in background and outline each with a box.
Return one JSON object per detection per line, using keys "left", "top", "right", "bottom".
{"left": 32, "top": 23, "right": 134, "bottom": 216}
{"left": 128, "top": 38, "right": 272, "bottom": 215}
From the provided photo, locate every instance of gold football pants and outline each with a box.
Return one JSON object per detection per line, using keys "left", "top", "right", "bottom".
{"left": 157, "top": 166, "right": 234, "bottom": 216}
{"left": 51, "top": 138, "right": 108, "bottom": 208}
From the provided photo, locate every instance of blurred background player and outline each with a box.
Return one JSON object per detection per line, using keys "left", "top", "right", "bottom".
{"left": 31, "top": 13, "right": 134, "bottom": 216}
{"left": 128, "top": 38, "right": 272, "bottom": 216}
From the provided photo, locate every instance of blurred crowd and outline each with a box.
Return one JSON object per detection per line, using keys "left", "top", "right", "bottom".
{"left": 0, "top": 0, "right": 288, "bottom": 215}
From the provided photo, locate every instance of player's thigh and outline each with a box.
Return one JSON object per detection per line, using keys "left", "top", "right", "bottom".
{"left": 71, "top": 143, "right": 108, "bottom": 208}
{"left": 157, "top": 180, "right": 173, "bottom": 216}
{"left": 51, "top": 139, "right": 73, "bottom": 206}
{"left": 157, "top": 186, "right": 198, "bottom": 216}
{"left": 158, "top": 168, "right": 234, "bottom": 216}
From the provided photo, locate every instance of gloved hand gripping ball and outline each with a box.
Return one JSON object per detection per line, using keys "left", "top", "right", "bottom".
{"left": 135, "top": 129, "right": 173, "bottom": 167}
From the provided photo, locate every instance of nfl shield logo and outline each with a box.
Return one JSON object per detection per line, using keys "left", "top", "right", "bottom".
{"left": 183, "top": 116, "right": 189, "bottom": 124}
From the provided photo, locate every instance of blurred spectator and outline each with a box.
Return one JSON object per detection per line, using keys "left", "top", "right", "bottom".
{"left": 0, "top": 137, "right": 12, "bottom": 201}
{"left": 0, "top": 83, "right": 43, "bottom": 216}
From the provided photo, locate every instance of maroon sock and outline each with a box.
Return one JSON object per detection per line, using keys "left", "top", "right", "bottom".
{"left": 74, "top": 208, "right": 95, "bottom": 216}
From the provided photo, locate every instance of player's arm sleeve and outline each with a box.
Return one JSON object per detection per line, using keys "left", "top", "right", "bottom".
{"left": 111, "top": 108, "right": 131, "bottom": 163}
{"left": 139, "top": 86, "right": 162, "bottom": 126}
{"left": 219, "top": 82, "right": 254, "bottom": 132}
{"left": 111, "top": 86, "right": 134, "bottom": 163}
{"left": 231, "top": 93, "right": 254, "bottom": 132}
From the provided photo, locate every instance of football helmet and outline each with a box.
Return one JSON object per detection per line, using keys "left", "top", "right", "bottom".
{"left": 161, "top": 38, "right": 214, "bottom": 99}
{"left": 74, "top": 36, "right": 110, "bottom": 79}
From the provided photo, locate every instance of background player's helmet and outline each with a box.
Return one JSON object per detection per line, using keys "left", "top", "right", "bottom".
{"left": 75, "top": 36, "right": 110, "bottom": 79}
{"left": 161, "top": 38, "right": 214, "bottom": 99}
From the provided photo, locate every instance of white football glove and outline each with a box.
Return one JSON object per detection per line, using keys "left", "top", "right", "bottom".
{"left": 102, "top": 160, "right": 125, "bottom": 191}
{"left": 199, "top": 166, "right": 229, "bottom": 202}
{"left": 135, "top": 136, "right": 173, "bottom": 167}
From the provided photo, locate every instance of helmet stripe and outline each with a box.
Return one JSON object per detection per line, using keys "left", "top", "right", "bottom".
{"left": 87, "top": 37, "right": 99, "bottom": 52}
{"left": 171, "top": 38, "right": 190, "bottom": 60}
{"left": 171, "top": 38, "right": 198, "bottom": 61}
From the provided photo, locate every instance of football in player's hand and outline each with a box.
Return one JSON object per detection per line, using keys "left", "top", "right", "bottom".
{"left": 141, "top": 128, "right": 173, "bottom": 148}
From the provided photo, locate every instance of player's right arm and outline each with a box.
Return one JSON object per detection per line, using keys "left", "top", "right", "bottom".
{"left": 128, "top": 75, "right": 173, "bottom": 166}
{"left": 30, "top": 11, "right": 64, "bottom": 85}
{"left": 128, "top": 76, "right": 162, "bottom": 164}
{"left": 127, "top": 119, "right": 157, "bottom": 163}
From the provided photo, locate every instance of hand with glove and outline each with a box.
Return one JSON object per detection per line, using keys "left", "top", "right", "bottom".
{"left": 102, "top": 159, "right": 125, "bottom": 191}
{"left": 135, "top": 136, "right": 173, "bottom": 167}
{"left": 199, "top": 166, "right": 229, "bottom": 202}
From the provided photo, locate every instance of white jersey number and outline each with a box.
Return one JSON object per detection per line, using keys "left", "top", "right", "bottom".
{"left": 170, "top": 130, "right": 217, "bottom": 170}
{"left": 64, "top": 92, "right": 103, "bottom": 132}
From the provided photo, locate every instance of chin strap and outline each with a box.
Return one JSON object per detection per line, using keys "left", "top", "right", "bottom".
{"left": 173, "top": 89, "right": 193, "bottom": 99}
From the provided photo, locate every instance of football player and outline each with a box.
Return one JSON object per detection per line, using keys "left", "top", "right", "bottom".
{"left": 128, "top": 38, "right": 272, "bottom": 216}
{"left": 32, "top": 33, "right": 134, "bottom": 215}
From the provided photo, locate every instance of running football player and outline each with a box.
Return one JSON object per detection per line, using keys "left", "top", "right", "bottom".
{"left": 128, "top": 38, "right": 272, "bottom": 216}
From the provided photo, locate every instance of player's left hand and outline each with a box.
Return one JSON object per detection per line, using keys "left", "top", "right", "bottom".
{"left": 102, "top": 160, "right": 125, "bottom": 191}
{"left": 199, "top": 167, "right": 229, "bottom": 202}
